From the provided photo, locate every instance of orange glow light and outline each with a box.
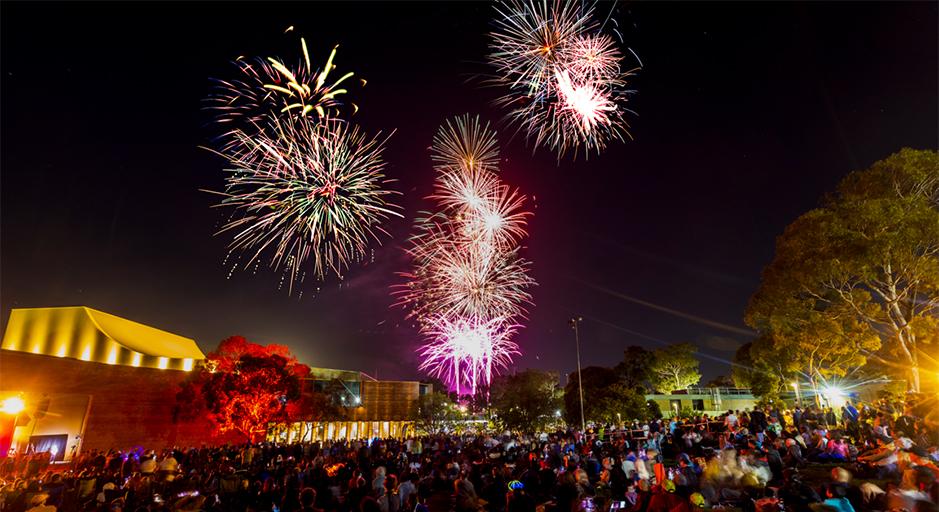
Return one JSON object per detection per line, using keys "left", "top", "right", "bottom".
{"left": 1, "top": 397, "right": 25, "bottom": 415}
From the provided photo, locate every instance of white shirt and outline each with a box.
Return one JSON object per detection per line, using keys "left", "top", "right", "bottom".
{"left": 399, "top": 480, "right": 416, "bottom": 506}
{"left": 725, "top": 414, "right": 738, "bottom": 428}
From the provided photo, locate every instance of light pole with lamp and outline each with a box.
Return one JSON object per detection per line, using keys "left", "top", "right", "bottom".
{"left": 570, "top": 317, "right": 585, "bottom": 434}
{"left": 1, "top": 396, "right": 26, "bottom": 457}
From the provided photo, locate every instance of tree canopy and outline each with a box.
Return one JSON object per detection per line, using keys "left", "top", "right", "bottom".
{"left": 731, "top": 339, "right": 787, "bottom": 399}
{"left": 614, "top": 345, "right": 654, "bottom": 391}
{"left": 705, "top": 375, "right": 735, "bottom": 388}
{"left": 176, "top": 336, "right": 311, "bottom": 442}
{"left": 647, "top": 343, "right": 702, "bottom": 394}
{"left": 563, "top": 366, "right": 651, "bottom": 425}
{"left": 414, "top": 391, "right": 460, "bottom": 434}
{"left": 490, "top": 370, "right": 562, "bottom": 432}
{"left": 747, "top": 148, "right": 938, "bottom": 392}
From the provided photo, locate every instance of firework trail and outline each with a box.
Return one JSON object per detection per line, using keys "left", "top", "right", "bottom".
{"left": 398, "top": 115, "right": 534, "bottom": 395}
{"left": 488, "top": 0, "right": 640, "bottom": 157}
{"left": 213, "top": 117, "right": 400, "bottom": 292}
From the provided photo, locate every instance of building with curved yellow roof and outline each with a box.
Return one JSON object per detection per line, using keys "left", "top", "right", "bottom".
{"left": 1, "top": 306, "right": 204, "bottom": 371}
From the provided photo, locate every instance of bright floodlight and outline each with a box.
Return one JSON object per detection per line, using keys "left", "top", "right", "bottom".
{"left": 0, "top": 397, "right": 25, "bottom": 415}
{"left": 823, "top": 386, "right": 844, "bottom": 399}
{"left": 354, "top": 396, "right": 362, "bottom": 405}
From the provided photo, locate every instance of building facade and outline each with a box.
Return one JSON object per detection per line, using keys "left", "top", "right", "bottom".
{"left": 0, "top": 306, "right": 233, "bottom": 460}
{"left": 267, "top": 367, "right": 430, "bottom": 443}
{"left": 645, "top": 387, "right": 760, "bottom": 417}
{"left": 1, "top": 306, "right": 425, "bottom": 460}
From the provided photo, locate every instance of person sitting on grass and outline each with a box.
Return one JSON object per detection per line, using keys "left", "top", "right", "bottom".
{"left": 819, "top": 483, "right": 855, "bottom": 512}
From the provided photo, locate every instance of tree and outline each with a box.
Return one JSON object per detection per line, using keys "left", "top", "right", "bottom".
{"left": 614, "top": 345, "right": 654, "bottom": 391}
{"left": 415, "top": 391, "right": 458, "bottom": 434}
{"left": 647, "top": 344, "right": 702, "bottom": 394}
{"left": 731, "top": 340, "right": 787, "bottom": 399}
{"left": 731, "top": 343, "right": 756, "bottom": 389}
{"left": 747, "top": 294, "right": 880, "bottom": 400}
{"left": 747, "top": 149, "right": 938, "bottom": 391}
{"left": 176, "top": 336, "right": 311, "bottom": 442}
{"left": 564, "top": 366, "right": 651, "bottom": 425}
{"left": 490, "top": 370, "right": 562, "bottom": 431}
{"left": 705, "top": 375, "right": 735, "bottom": 388}
{"left": 593, "top": 383, "right": 650, "bottom": 424}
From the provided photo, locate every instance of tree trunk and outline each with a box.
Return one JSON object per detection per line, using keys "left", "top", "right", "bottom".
{"left": 883, "top": 268, "right": 921, "bottom": 393}
{"left": 809, "top": 376, "right": 821, "bottom": 408}
{"left": 909, "top": 364, "right": 921, "bottom": 393}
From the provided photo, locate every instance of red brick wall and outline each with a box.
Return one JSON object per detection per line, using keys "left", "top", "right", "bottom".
{"left": 0, "top": 350, "right": 242, "bottom": 452}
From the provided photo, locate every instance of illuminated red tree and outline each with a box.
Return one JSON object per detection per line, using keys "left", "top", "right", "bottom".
{"left": 176, "top": 336, "right": 311, "bottom": 442}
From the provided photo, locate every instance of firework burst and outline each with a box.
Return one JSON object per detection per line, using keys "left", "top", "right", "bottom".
{"left": 561, "top": 33, "right": 622, "bottom": 83}
{"left": 431, "top": 116, "right": 501, "bottom": 173}
{"left": 489, "top": 0, "right": 596, "bottom": 99}
{"left": 209, "top": 37, "right": 360, "bottom": 152}
{"left": 404, "top": 235, "right": 532, "bottom": 322}
{"left": 432, "top": 167, "right": 529, "bottom": 251}
{"left": 488, "top": 0, "right": 639, "bottom": 157}
{"left": 418, "top": 316, "right": 520, "bottom": 396}
{"left": 553, "top": 69, "right": 620, "bottom": 136}
{"left": 398, "top": 115, "right": 534, "bottom": 395}
{"left": 206, "top": 34, "right": 398, "bottom": 292}
{"left": 215, "top": 117, "right": 400, "bottom": 292}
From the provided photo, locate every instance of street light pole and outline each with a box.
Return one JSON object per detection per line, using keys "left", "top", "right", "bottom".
{"left": 570, "top": 317, "right": 585, "bottom": 434}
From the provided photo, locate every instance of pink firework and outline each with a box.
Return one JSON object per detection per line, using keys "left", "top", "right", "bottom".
{"left": 418, "top": 316, "right": 519, "bottom": 396}
{"left": 399, "top": 115, "right": 534, "bottom": 395}
{"left": 487, "top": 1, "right": 640, "bottom": 157}
{"left": 488, "top": 0, "right": 597, "bottom": 99}
{"left": 554, "top": 69, "right": 617, "bottom": 134}
{"left": 561, "top": 33, "right": 623, "bottom": 84}
{"left": 432, "top": 166, "right": 529, "bottom": 251}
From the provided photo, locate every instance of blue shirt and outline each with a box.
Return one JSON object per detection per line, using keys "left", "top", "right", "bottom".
{"left": 823, "top": 497, "right": 855, "bottom": 512}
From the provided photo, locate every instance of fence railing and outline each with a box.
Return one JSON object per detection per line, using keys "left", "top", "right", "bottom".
{"left": 647, "top": 387, "right": 754, "bottom": 396}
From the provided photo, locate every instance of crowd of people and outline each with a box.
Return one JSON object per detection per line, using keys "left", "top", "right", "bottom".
{"left": 0, "top": 396, "right": 936, "bottom": 512}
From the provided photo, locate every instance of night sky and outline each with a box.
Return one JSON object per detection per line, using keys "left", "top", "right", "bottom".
{"left": 2, "top": 2, "right": 936, "bottom": 382}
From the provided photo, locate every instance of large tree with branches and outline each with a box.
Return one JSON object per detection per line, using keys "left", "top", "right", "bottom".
{"left": 177, "top": 336, "right": 312, "bottom": 442}
{"left": 747, "top": 149, "right": 939, "bottom": 392}
{"left": 647, "top": 343, "right": 702, "bottom": 394}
